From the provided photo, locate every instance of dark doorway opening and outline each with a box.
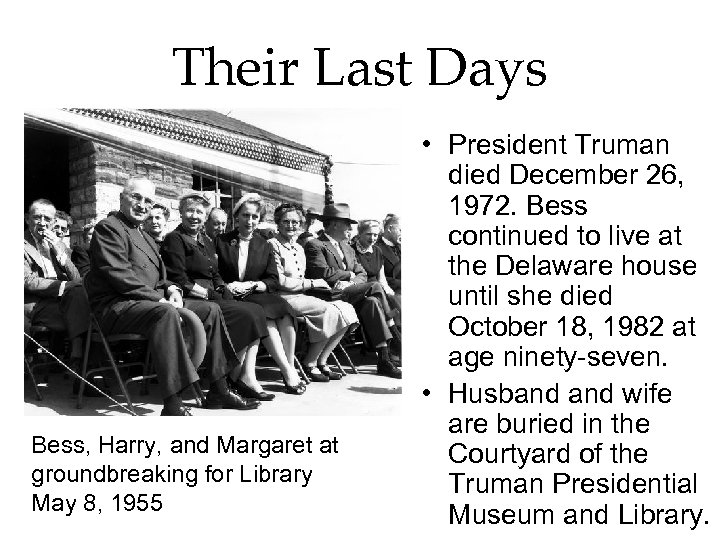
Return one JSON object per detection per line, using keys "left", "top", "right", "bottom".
{"left": 25, "top": 128, "right": 71, "bottom": 212}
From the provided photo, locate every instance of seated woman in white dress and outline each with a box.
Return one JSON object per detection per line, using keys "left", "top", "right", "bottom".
{"left": 268, "top": 203, "right": 359, "bottom": 382}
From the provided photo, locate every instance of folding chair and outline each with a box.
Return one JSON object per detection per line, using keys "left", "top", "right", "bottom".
{"left": 331, "top": 344, "right": 358, "bottom": 375}
{"left": 24, "top": 325, "right": 66, "bottom": 400}
{"left": 333, "top": 323, "right": 368, "bottom": 375}
{"left": 294, "top": 355, "right": 311, "bottom": 384}
{"left": 293, "top": 318, "right": 312, "bottom": 383}
{"left": 81, "top": 308, "right": 207, "bottom": 411}
{"left": 76, "top": 315, "right": 147, "bottom": 412}
{"left": 293, "top": 318, "right": 355, "bottom": 377}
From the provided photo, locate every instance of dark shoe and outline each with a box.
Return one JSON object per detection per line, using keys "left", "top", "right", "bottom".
{"left": 389, "top": 324, "right": 402, "bottom": 342}
{"left": 388, "top": 336, "right": 402, "bottom": 358}
{"left": 205, "top": 390, "right": 260, "bottom": 410}
{"left": 161, "top": 406, "right": 192, "bottom": 416}
{"left": 229, "top": 378, "right": 275, "bottom": 401}
{"left": 377, "top": 357, "right": 402, "bottom": 379}
{"left": 318, "top": 365, "right": 342, "bottom": 380}
{"left": 304, "top": 366, "right": 329, "bottom": 382}
{"left": 389, "top": 352, "right": 402, "bottom": 367}
{"left": 283, "top": 377, "right": 308, "bottom": 395}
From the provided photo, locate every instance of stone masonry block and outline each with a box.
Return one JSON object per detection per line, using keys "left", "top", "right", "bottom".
{"left": 81, "top": 202, "right": 97, "bottom": 217}
{"left": 84, "top": 185, "right": 96, "bottom": 202}
{"left": 69, "top": 188, "right": 84, "bottom": 206}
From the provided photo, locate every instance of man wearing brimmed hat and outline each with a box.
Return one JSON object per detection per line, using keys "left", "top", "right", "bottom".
{"left": 305, "top": 203, "right": 401, "bottom": 378}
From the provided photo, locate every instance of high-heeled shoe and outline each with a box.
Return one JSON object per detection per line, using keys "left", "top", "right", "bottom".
{"left": 282, "top": 376, "right": 307, "bottom": 395}
{"left": 303, "top": 364, "right": 329, "bottom": 382}
{"left": 161, "top": 406, "right": 192, "bottom": 416}
{"left": 318, "top": 365, "right": 342, "bottom": 380}
{"left": 230, "top": 378, "right": 275, "bottom": 401}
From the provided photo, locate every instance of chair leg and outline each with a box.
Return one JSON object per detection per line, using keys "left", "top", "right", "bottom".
{"left": 335, "top": 344, "right": 359, "bottom": 374}
{"left": 294, "top": 355, "right": 310, "bottom": 384}
{"left": 76, "top": 323, "right": 93, "bottom": 409}
{"left": 329, "top": 352, "right": 347, "bottom": 376}
{"left": 93, "top": 318, "right": 135, "bottom": 415}
{"left": 25, "top": 357, "right": 43, "bottom": 401}
{"left": 141, "top": 346, "right": 152, "bottom": 396}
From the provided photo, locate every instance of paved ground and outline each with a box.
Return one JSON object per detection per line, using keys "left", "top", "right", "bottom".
{"left": 24, "top": 351, "right": 401, "bottom": 417}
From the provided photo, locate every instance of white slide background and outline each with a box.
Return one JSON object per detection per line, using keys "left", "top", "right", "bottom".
{"left": 4, "top": 2, "right": 718, "bottom": 539}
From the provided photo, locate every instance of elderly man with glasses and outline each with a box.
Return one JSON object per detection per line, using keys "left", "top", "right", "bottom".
{"left": 85, "top": 177, "right": 258, "bottom": 416}
{"left": 24, "top": 198, "right": 90, "bottom": 362}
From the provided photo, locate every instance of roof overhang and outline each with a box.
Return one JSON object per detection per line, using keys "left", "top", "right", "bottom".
{"left": 24, "top": 109, "right": 325, "bottom": 207}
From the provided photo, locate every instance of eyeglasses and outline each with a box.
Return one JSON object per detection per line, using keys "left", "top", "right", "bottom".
{"left": 31, "top": 215, "right": 53, "bottom": 223}
{"left": 281, "top": 220, "right": 300, "bottom": 226}
{"left": 129, "top": 193, "right": 155, "bottom": 207}
{"left": 53, "top": 225, "right": 69, "bottom": 234}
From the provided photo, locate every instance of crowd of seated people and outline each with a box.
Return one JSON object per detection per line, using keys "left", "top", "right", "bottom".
{"left": 23, "top": 177, "right": 402, "bottom": 416}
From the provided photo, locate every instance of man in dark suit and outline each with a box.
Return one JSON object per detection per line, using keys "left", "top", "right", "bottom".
{"left": 71, "top": 221, "right": 96, "bottom": 278}
{"left": 204, "top": 207, "right": 227, "bottom": 241}
{"left": 24, "top": 199, "right": 90, "bottom": 359}
{"left": 85, "top": 177, "right": 257, "bottom": 416}
{"left": 305, "top": 204, "right": 401, "bottom": 378}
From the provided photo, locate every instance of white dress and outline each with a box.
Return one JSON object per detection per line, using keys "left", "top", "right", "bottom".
{"left": 269, "top": 237, "right": 358, "bottom": 342}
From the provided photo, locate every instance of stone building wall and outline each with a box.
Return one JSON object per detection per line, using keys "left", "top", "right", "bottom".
{"left": 66, "top": 137, "right": 305, "bottom": 244}
{"left": 67, "top": 137, "right": 193, "bottom": 244}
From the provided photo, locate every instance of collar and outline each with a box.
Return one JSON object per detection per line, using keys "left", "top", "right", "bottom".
{"left": 355, "top": 243, "right": 374, "bottom": 254}
{"left": 178, "top": 224, "right": 204, "bottom": 245}
{"left": 237, "top": 230, "right": 253, "bottom": 242}
{"left": 275, "top": 235, "right": 299, "bottom": 249}
{"left": 116, "top": 210, "right": 141, "bottom": 229}
{"left": 322, "top": 231, "right": 345, "bottom": 245}
{"left": 381, "top": 236, "right": 395, "bottom": 247}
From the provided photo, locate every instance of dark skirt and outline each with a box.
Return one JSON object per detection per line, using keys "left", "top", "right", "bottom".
{"left": 213, "top": 299, "right": 269, "bottom": 352}
{"left": 242, "top": 292, "right": 292, "bottom": 320}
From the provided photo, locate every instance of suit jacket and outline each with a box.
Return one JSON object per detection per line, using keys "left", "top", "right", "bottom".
{"left": 377, "top": 234, "right": 401, "bottom": 292}
{"left": 24, "top": 228, "right": 80, "bottom": 313}
{"left": 214, "top": 229, "right": 280, "bottom": 291}
{"left": 304, "top": 232, "right": 367, "bottom": 287}
{"left": 161, "top": 226, "right": 225, "bottom": 295}
{"left": 71, "top": 245, "right": 92, "bottom": 278}
{"left": 85, "top": 212, "right": 173, "bottom": 317}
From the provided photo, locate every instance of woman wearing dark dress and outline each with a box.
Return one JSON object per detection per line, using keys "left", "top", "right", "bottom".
{"left": 353, "top": 219, "right": 402, "bottom": 326}
{"left": 161, "top": 194, "right": 277, "bottom": 401}
{"left": 215, "top": 193, "right": 306, "bottom": 395}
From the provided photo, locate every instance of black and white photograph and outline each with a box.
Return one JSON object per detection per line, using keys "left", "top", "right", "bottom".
{"left": 8, "top": 3, "right": 720, "bottom": 539}
{"left": 24, "top": 109, "right": 403, "bottom": 416}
